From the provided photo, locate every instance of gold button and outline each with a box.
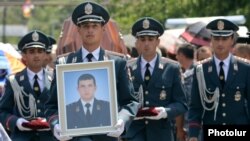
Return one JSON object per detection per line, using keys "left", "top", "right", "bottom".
{"left": 37, "top": 100, "right": 40, "bottom": 103}
{"left": 145, "top": 91, "right": 149, "bottom": 95}
{"left": 37, "top": 109, "right": 41, "bottom": 113}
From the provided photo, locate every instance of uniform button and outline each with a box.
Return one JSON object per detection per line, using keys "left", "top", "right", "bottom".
{"left": 222, "top": 113, "right": 226, "bottom": 117}
{"left": 222, "top": 123, "right": 226, "bottom": 125}
{"left": 222, "top": 103, "right": 226, "bottom": 107}
{"left": 145, "top": 91, "right": 149, "bottom": 95}
{"left": 145, "top": 120, "right": 148, "bottom": 124}
{"left": 37, "top": 109, "right": 41, "bottom": 113}
{"left": 145, "top": 101, "right": 149, "bottom": 105}
{"left": 222, "top": 93, "right": 225, "bottom": 97}
{"left": 37, "top": 100, "right": 40, "bottom": 103}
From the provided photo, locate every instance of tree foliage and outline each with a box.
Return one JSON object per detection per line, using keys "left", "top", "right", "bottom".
{"left": 1, "top": 0, "right": 250, "bottom": 44}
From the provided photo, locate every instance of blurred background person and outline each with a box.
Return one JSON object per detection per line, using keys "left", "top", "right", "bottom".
{"left": 196, "top": 46, "right": 213, "bottom": 61}
{"left": 233, "top": 43, "right": 250, "bottom": 60}
{"left": 175, "top": 43, "right": 196, "bottom": 141}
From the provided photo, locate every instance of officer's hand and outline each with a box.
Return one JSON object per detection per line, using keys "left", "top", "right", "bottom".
{"left": 16, "top": 118, "right": 32, "bottom": 131}
{"left": 53, "top": 124, "right": 72, "bottom": 141}
{"left": 145, "top": 107, "right": 167, "bottom": 120}
{"left": 189, "top": 137, "right": 198, "bottom": 141}
{"left": 107, "top": 119, "right": 125, "bottom": 138}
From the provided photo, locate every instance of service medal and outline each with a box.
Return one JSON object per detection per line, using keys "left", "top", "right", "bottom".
{"left": 234, "top": 91, "right": 241, "bottom": 101}
{"left": 160, "top": 90, "right": 167, "bottom": 100}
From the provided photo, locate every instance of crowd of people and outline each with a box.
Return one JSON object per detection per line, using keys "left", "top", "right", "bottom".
{"left": 0, "top": 1, "right": 250, "bottom": 141}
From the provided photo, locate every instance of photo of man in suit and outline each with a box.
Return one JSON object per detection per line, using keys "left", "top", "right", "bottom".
{"left": 66, "top": 73, "right": 111, "bottom": 129}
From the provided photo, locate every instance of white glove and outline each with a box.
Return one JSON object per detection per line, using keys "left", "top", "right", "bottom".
{"left": 107, "top": 119, "right": 125, "bottom": 138}
{"left": 53, "top": 124, "right": 72, "bottom": 141}
{"left": 145, "top": 107, "right": 167, "bottom": 120}
{"left": 134, "top": 117, "right": 145, "bottom": 120}
{"left": 16, "top": 118, "right": 32, "bottom": 131}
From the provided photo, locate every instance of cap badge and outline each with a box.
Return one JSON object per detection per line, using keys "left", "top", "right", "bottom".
{"left": 217, "top": 20, "right": 224, "bottom": 30}
{"left": 32, "top": 31, "right": 39, "bottom": 41}
{"left": 85, "top": 3, "right": 93, "bottom": 15}
{"left": 142, "top": 19, "right": 150, "bottom": 29}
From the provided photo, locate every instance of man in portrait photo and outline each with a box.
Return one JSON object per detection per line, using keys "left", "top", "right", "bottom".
{"left": 66, "top": 73, "right": 111, "bottom": 129}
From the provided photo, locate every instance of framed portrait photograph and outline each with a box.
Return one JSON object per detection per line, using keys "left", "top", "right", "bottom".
{"left": 56, "top": 60, "right": 118, "bottom": 137}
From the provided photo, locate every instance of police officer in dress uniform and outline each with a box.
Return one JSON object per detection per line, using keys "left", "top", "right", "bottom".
{"left": 122, "top": 17, "right": 187, "bottom": 141}
{"left": 0, "top": 30, "right": 55, "bottom": 141}
{"left": 45, "top": 1, "right": 139, "bottom": 141}
{"left": 188, "top": 19, "right": 250, "bottom": 141}
{"left": 44, "top": 36, "right": 57, "bottom": 73}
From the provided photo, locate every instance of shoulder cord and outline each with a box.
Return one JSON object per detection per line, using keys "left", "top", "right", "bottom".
{"left": 196, "top": 64, "right": 220, "bottom": 120}
{"left": 9, "top": 75, "right": 37, "bottom": 119}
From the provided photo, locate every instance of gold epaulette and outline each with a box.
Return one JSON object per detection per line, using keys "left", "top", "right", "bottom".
{"left": 196, "top": 57, "right": 212, "bottom": 65}
{"left": 105, "top": 50, "right": 126, "bottom": 59}
{"left": 234, "top": 56, "right": 250, "bottom": 64}
{"left": 127, "top": 57, "right": 137, "bottom": 66}
{"left": 160, "top": 57, "right": 178, "bottom": 64}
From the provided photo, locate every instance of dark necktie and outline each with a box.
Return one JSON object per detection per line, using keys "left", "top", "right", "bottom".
{"left": 144, "top": 63, "right": 151, "bottom": 85}
{"left": 219, "top": 61, "right": 225, "bottom": 88}
{"left": 33, "top": 74, "right": 41, "bottom": 95}
{"left": 86, "top": 53, "right": 93, "bottom": 62}
{"left": 85, "top": 103, "right": 91, "bottom": 121}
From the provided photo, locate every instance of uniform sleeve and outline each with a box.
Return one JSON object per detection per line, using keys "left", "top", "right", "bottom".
{"left": 44, "top": 68, "right": 59, "bottom": 129}
{"left": 246, "top": 64, "right": 250, "bottom": 122}
{"left": 0, "top": 78, "right": 19, "bottom": 131}
{"left": 188, "top": 66, "right": 203, "bottom": 138}
{"left": 165, "top": 65, "right": 188, "bottom": 119}
{"left": 115, "top": 59, "right": 140, "bottom": 130}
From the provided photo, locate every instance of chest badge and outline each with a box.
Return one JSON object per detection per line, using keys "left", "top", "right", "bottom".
{"left": 234, "top": 91, "right": 241, "bottom": 101}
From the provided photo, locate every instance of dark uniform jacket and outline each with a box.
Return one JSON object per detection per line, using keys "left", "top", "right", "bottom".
{"left": 124, "top": 55, "right": 188, "bottom": 141}
{"left": 0, "top": 68, "right": 54, "bottom": 141}
{"left": 45, "top": 48, "right": 139, "bottom": 141}
{"left": 66, "top": 98, "right": 110, "bottom": 129}
{"left": 189, "top": 56, "right": 250, "bottom": 137}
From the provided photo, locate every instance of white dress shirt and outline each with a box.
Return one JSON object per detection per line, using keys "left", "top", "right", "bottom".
{"left": 27, "top": 68, "right": 44, "bottom": 92}
{"left": 81, "top": 46, "right": 100, "bottom": 62}
{"left": 214, "top": 53, "right": 231, "bottom": 81}
{"left": 140, "top": 55, "right": 157, "bottom": 79}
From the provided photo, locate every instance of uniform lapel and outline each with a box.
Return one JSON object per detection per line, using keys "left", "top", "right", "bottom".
{"left": 205, "top": 58, "right": 222, "bottom": 89}
{"left": 41, "top": 70, "right": 52, "bottom": 96}
{"left": 17, "top": 69, "right": 35, "bottom": 96}
{"left": 75, "top": 49, "right": 83, "bottom": 62}
{"left": 99, "top": 48, "right": 105, "bottom": 61}
{"left": 147, "top": 55, "right": 162, "bottom": 87}
{"left": 224, "top": 56, "right": 237, "bottom": 90}
{"left": 134, "top": 57, "right": 144, "bottom": 84}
